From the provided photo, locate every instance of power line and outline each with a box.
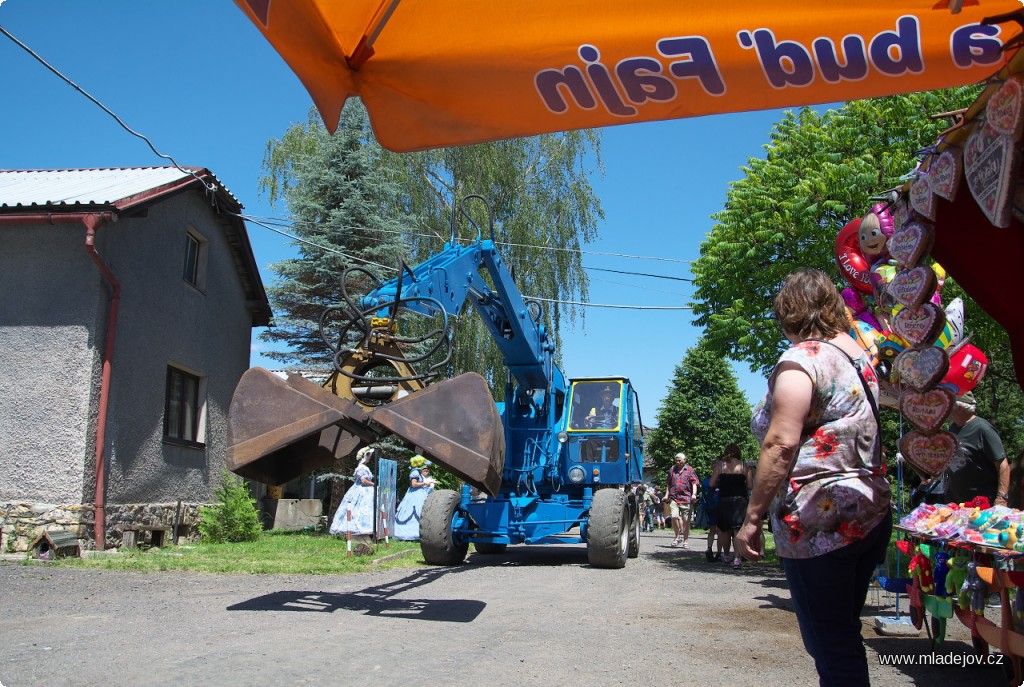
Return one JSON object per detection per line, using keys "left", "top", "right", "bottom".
{"left": 238, "top": 212, "right": 694, "bottom": 266}
{"left": 0, "top": 24, "right": 215, "bottom": 193}
{"left": 241, "top": 213, "right": 692, "bottom": 311}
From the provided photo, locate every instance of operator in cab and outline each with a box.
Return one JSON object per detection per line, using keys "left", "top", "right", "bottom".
{"left": 586, "top": 386, "right": 619, "bottom": 429}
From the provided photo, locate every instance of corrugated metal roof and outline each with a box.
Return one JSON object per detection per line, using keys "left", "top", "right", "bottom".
{"left": 0, "top": 167, "right": 239, "bottom": 210}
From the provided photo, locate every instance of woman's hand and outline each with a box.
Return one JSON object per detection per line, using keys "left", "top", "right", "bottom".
{"left": 734, "top": 516, "right": 764, "bottom": 562}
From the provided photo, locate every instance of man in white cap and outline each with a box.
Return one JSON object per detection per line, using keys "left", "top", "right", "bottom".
{"left": 946, "top": 391, "right": 1009, "bottom": 507}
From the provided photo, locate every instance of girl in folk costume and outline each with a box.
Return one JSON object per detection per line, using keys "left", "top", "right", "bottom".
{"left": 329, "top": 446, "right": 377, "bottom": 535}
{"left": 394, "top": 455, "right": 437, "bottom": 540}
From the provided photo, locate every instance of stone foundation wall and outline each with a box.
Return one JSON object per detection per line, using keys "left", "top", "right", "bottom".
{"left": 0, "top": 501, "right": 210, "bottom": 553}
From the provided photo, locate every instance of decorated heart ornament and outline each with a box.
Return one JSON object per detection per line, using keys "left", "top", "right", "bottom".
{"left": 928, "top": 147, "right": 962, "bottom": 202}
{"left": 890, "top": 265, "right": 938, "bottom": 309}
{"left": 909, "top": 172, "right": 936, "bottom": 220}
{"left": 899, "top": 388, "right": 954, "bottom": 434}
{"left": 964, "top": 123, "right": 1018, "bottom": 228}
{"left": 887, "top": 220, "right": 934, "bottom": 268}
{"left": 986, "top": 76, "right": 1024, "bottom": 141}
{"left": 891, "top": 195, "right": 911, "bottom": 232}
{"left": 894, "top": 346, "right": 949, "bottom": 391}
{"left": 899, "top": 430, "right": 957, "bottom": 478}
{"left": 892, "top": 302, "right": 947, "bottom": 347}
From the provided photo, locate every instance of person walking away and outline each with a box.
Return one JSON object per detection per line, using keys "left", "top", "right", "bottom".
{"left": 394, "top": 455, "right": 437, "bottom": 540}
{"left": 667, "top": 452, "right": 698, "bottom": 548}
{"left": 698, "top": 464, "right": 722, "bottom": 561}
{"left": 329, "top": 446, "right": 378, "bottom": 535}
{"left": 711, "top": 443, "right": 751, "bottom": 568}
{"left": 945, "top": 391, "right": 1010, "bottom": 507}
{"left": 735, "top": 268, "right": 891, "bottom": 687}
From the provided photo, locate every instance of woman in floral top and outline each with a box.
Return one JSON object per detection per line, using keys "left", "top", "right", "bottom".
{"left": 735, "top": 269, "right": 891, "bottom": 687}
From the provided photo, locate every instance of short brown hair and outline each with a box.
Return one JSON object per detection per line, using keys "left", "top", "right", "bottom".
{"left": 773, "top": 268, "right": 848, "bottom": 341}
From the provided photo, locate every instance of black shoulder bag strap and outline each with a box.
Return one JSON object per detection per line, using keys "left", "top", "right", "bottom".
{"left": 806, "top": 338, "right": 883, "bottom": 468}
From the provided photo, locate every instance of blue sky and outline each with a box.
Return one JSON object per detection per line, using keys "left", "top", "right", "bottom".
{"left": 0, "top": 0, "right": 795, "bottom": 418}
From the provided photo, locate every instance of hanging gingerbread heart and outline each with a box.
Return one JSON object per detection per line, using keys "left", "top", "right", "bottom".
{"left": 909, "top": 172, "right": 936, "bottom": 220}
{"left": 928, "top": 147, "right": 962, "bottom": 202}
{"left": 890, "top": 265, "right": 938, "bottom": 309}
{"left": 891, "top": 194, "right": 911, "bottom": 232}
{"left": 899, "top": 388, "right": 955, "bottom": 434}
{"left": 899, "top": 430, "right": 958, "bottom": 478}
{"left": 964, "top": 122, "right": 1018, "bottom": 228}
{"left": 892, "top": 302, "right": 947, "bottom": 348}
{"left": 986, "top": 76, "right": 1024, "bottom": 141}
{"left": 894, "top": 346, "right": 949, "bottom": 391}
{"left": 887, "top": 220, "right": 935, "bottom": 268}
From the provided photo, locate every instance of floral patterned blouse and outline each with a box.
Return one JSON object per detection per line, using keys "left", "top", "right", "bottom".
{"left": 750, "top": 340, "right": 891, "bottom": 559}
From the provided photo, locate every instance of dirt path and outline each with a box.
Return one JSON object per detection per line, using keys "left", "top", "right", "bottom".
{"left": 0, "top": 529, "right": 1006, "bottom": 686}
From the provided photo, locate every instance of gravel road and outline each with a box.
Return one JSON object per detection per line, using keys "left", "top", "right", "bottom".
{"left": 0, "top": 529, "right": 1007, "bottom": 686}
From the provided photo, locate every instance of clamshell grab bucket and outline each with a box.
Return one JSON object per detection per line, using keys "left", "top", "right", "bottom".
{"left": 226, "top": 369, "right": 376, "bottom": 485}
{"left": 371, "top": 372, "right": 505, "bottom": 496}
{"left": 226, "top": 368, "right": 506, "bottom": 495}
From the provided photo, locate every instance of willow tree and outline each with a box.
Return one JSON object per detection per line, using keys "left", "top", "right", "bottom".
{"left": 378, "top": 132, "right": 604, "bottom": 397}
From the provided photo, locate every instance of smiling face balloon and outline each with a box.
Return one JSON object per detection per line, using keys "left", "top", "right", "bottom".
{"left": 859, "top": 204, "right": 895, "bottom": 262}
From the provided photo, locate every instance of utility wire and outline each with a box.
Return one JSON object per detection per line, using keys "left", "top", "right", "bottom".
{"left": 238, "top": 212, "right": 694, "bottom": 266}
{"left": 0, "top": 24, "right": 216, "bottom": 193}
{"left": 240, "top": 213, "right": 691, "bottom": 311}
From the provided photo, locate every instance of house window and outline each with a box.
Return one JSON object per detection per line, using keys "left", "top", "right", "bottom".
{"left": 182, "top": 229, "right": 207, "bottom": 289}
{"left": 164, "top": 365, "right": 206, "bottom": 446}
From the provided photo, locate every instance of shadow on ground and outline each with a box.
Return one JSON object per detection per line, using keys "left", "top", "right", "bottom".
{"left": 227, "top": 565, "right": 485, "bottom": 622}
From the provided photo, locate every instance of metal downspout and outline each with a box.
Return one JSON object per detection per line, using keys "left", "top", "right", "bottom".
{"left": 82, "top": 213, "right": 118, "bottom": 551}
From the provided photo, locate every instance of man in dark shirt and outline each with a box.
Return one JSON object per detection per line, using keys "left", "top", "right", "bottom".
{"left": 585, "top": 387, "right": 619, "bottom": 429}
{"left": 945, "top": 392, "right": 1009, "bottom": 507}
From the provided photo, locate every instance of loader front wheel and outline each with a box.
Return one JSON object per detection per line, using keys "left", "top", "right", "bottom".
{"left": 627, "top": 494, "right": 640, "bottom": 559}
{"left": 587, "top": 488, "right": 628, "bottom": 569}
{"left": 420, "top": 489, "right": 469, "bottom": 566}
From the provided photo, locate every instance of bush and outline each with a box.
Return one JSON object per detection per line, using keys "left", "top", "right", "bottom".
{"left": 198, "top": 473, "right": 263, "bottom": 543}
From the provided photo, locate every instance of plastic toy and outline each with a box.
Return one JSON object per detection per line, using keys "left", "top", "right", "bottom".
{"left": 932, "top": 552, "right": 950, "bottom": 597}
{"left": 946, "top": 550, "right": 970, "bottom": 606}
{"left": 966, "top": 562, "right": 988, "bottom": 615}
{"left": 908, "top": 546, "right": 935, "bottom": 594}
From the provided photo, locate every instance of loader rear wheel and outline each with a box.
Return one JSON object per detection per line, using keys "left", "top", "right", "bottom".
{"left": 627, "top": 495, "right": 640, "bottom": 559}
{"left": 420, "top": 489, "right": 469, "bottom": 566}
{"left": 587, "top": 488, "right": 628, "bottom": 569}
{"left": 473, "top": 542, "right": 507, "bottom": 555}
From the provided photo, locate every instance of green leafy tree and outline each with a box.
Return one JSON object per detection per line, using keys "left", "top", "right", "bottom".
{"left": 692, "top": 89, "right": 981, "bottom": 374}
{"left": 690, "top": 89, "right": 1024, "bottom": 458}
{"left": 198, "top": 473, "right": 263, "bottom": 543}
{"left": 646, "top": 341, "right": 759, "bottom": 481}
{"left": 258, "top": 102, "right": 410, "bottom": 366}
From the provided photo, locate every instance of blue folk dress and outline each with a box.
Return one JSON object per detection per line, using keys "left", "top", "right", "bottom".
{"left": 393, "top": 469, "right": 434, "bottom": 540}
{"left": 329, "top": 464, "right": 376, "bottom": 535}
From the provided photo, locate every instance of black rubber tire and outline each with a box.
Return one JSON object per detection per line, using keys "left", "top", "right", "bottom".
{"left": 474, "top": 542, "right": 507, "bottom": 555}
{"left": 420, "top": 489, "right": 468, "bottom": 566}
{"left": 587, "top": 488, "right": 628, "bottom": 569}
{"left": 627, "top": 494, "right": 640, "bottom": 559}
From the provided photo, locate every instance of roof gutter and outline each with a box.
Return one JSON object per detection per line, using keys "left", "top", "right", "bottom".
{"left": 0, "top": 211, "right": 118, "bottom": 550}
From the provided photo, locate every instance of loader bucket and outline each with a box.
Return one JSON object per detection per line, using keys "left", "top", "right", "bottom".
{"left": 370, "top": 372, "right": 505, "bottom": 496}
{"left": 226, "top": 368, "right": 379, "bottom": 484}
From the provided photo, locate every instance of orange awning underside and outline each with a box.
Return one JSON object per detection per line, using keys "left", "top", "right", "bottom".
{"left": 235, "top": 0, "right": 1023, "bottom": 151}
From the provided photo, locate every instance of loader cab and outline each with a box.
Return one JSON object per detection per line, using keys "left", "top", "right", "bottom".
{"left": 562, "top": 378, "right": 644, "bottom": 486}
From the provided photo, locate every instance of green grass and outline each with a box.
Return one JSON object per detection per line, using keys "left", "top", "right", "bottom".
{"left": 19, "top": 531, "right": 427, "bottom": 575}
{"left": 691, "top": 526, "right": 780, "bottom": 565}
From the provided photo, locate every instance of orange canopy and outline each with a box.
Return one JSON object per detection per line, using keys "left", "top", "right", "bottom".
{"left": 235, "top": 0, "right": 1022, "bottom": 151}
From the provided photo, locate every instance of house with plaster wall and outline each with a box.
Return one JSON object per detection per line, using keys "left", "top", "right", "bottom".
{"left": 0, "top": 167, "right": 271, "bottom": 551}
